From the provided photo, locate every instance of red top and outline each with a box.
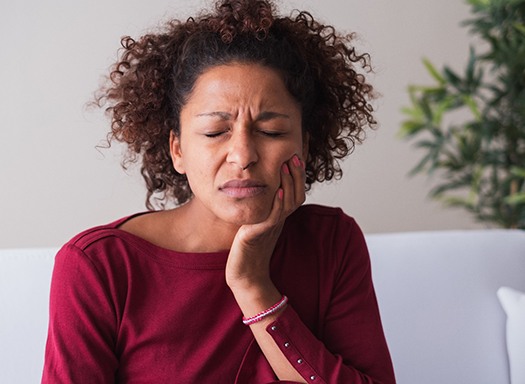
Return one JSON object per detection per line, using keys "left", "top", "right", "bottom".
{"left": 42, "top": 204, "right": 395, "bottom": 383}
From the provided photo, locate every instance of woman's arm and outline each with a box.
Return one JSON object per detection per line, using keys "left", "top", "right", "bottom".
{"left": 226, "top": 155, "right": 308, "bottom": 382}
{"left": 42, "top": 244, "right": 118, "bottom": 384}
{"left": 264, "top": 229, "right": 396, "bottom": 384}
{"left": 226, "top": 156, "right": 395, "bottom": 383}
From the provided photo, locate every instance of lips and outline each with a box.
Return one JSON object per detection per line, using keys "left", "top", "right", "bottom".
{"left": 219, "top": 179, "right": 267, "bottom": 198}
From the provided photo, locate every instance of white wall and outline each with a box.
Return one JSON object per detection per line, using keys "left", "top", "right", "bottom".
{"left": 0, "top": 0, "right": 486, "bottom": 248}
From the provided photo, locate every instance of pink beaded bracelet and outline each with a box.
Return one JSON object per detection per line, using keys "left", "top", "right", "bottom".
{"left": 242, "top": 295, "right": 288, "bottom": 325}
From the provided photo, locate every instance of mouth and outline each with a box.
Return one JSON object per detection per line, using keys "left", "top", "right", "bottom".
{"left": 219, "top": 179, "right": 267, "bottom": 198}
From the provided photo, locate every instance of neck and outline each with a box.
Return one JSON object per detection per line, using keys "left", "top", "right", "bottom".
{"left": 171, "top": 200, "right": 240, "bottom": 252}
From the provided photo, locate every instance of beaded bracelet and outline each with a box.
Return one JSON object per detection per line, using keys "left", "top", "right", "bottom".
{"left": 242, "top": 295, "right": 288, "bottom": 325}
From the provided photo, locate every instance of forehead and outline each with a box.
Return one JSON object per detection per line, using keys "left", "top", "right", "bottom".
{"left": 183, "top": 63, "right": 298, "bottom": 111}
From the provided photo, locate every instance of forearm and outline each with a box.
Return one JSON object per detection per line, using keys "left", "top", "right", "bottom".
{"left": 231, "top": 284, "right": 307, "bottom": 383}
{"left": 231, "top": 282, "right": 395, "bottom": 384}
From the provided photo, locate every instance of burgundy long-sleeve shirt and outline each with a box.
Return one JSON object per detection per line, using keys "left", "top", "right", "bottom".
{"left": 43, "top": 204, "right": 395, "bottom": 383}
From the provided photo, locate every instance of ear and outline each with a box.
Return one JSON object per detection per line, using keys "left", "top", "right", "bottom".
{"left": 169, "top": 131, "right": 186, "bottom": 174}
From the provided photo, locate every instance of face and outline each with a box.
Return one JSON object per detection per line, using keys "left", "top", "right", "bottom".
{"left": 171, "top": 63, "right": 307, "bottom": 228}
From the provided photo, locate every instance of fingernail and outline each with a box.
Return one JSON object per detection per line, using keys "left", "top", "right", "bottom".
{"left": 278, "top": 188, "right": 284, "bottom": 200}
{"left": 292, "top": 155, "right": 301, "bottom": 167}
{"left": 282, "top": 163, "right": 290, "bottom": 174}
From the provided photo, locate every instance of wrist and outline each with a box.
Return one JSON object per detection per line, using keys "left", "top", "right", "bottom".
{"left": 226, "top": 273, "right": 273, "bottom": 292}
{"left": 230, "top": 283, "right": 282, "bottom": 321}
{"left": 242, "top": 295, "right": 288, "bottom": 325}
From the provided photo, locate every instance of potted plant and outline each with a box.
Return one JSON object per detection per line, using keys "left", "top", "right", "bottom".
{"left": 400, "top": 0, "right": 525, "bottom": 229}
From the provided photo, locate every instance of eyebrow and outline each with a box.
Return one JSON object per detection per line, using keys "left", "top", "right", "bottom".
{"left": 196, "top": 111, "right": 290, "bottom": 121}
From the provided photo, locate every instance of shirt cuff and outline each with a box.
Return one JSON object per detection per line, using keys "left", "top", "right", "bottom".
{"left": 266, "top": 306, "right": 325, "bottom": 384}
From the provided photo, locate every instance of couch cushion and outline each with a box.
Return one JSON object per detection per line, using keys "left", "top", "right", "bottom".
{"left": 366, "top": 230, "right": 525, "bottom": 384}
{"left": 0, "top": 248, "right": 57, "bottom": 384}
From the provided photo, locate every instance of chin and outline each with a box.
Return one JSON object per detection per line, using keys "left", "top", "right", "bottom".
{"left": 222, "top": 204, "right": 272, "bottom": 226}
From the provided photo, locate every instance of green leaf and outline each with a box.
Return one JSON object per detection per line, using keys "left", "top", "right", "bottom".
{"left": 463, "top": 95, "right": 482, "bottom": 120}
{"left": 414, "top": 139, "right": 439, "bottom": 149}
{"left": 505, "top": 193, "right": 525, "bottom": 206}
{"left": 432, "top": 95, "right": 461, "bottom": 124}
{"left": 399, "top": 120, "right": 425, "bottom": 137}
{"left": 423, "top": 58, "right": 446, "bottom": 84}
{"left": 400, "top": 106, "right": 416, "bottom": 115}
{"left": 409, "top": 151, "right": 437, "bottom": 176}
{"left": 514, "top": 22, "right": 525, "bottom": 36}
{"left": 443, "top": 66, "right": 463, "bottom": 89}
{"left": 510, "top": 167, "right": 525, "bottom": 178}
{"left": 466, "top": 46, "right": 477, "bottom": 86}
{"left": 418, "top": 97, "right": 434, "bottom": 122}
{"left": 466, "top": 0, "right": 489, "bottom": 7}
{"left": 440, "top": 195, "right": 476, "bottom": 210}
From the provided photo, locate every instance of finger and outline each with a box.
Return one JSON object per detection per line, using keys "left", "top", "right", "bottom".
{"left": 280, "top": 162, "right": 295, "bottom": 214}
{"left": 290, "top": 154, "right": 306, "bottom": 206}
{"left": 263, "top": 186, "right": 285, "bottom": 229}
{"left": 235, "top": 188, "right": 283, "bottom": 245}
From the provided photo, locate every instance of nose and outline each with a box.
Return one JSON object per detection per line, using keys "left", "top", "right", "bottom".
{"left": 226, "top": 129, "right": 258, "bottom": 170}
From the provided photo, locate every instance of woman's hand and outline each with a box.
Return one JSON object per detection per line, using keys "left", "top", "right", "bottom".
{"left": 225, "top": 154, "right": 306, "bottom": 293}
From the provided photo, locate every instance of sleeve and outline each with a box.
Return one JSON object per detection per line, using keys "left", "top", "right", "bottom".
{"left": 266, "top": 217, "right": 396, "bottom": 384}
{"left": 42, "top": 244, "right": 118, "bottom": 383}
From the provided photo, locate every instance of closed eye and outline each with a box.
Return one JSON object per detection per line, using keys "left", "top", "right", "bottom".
{"left": 204, "top": 131, "right": 227, "bottom": 138}
{"left": 259, "top": 130, "right": 285, "bottom": 138}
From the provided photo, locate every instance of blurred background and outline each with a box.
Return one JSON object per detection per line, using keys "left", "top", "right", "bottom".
{"left": 0, "top": 0, "right": 487, "bottom": 248}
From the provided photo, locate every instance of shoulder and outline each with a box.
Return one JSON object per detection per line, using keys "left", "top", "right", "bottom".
{"left": 53, "top": 213, "right": 152, "bottom": 282}
{"left": 282, "top": 204, "right": 366, "bottom": 254}
{"left": 61, "top": 213, "right": 147, "bottom": 254}
{"left": 287, "top": 204, "right": 359, "bottom": 232}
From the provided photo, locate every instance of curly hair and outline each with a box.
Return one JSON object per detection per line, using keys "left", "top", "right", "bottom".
{"left": 98, "top": 0, "right": 376, "bottom": 209}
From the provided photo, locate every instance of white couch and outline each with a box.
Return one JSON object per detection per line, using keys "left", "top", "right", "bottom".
{"left": 1, "top": 229, "right": 524, "bottom": 384}
{"left": 368, "top": 230, "right": 525, "bottom": 384}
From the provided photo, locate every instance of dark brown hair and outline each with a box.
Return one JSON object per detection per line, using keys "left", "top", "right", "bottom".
{"left": 98, "top": 0, "right": 376, "bottom": 209}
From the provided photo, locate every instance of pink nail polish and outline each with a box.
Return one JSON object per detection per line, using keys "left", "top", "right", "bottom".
{"left": 278, "top": 189, "right": 284, "bottom": 200}
{"left": 292, "top": 155, "right": 301, "bottom": 167}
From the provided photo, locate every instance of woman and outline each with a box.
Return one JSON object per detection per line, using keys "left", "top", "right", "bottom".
{"left": 42, "top": 0, "right": 396, "bottom": 383}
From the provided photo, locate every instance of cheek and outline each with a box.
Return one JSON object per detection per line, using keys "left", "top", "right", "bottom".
{"left": 266, "top": 143, "right": 302, "bottom": 174}
{"left": 279, "top": 140, "right": 305, "bottom": 162}
{"left": 181, "top": 152, "right": 215, "bottom": 184}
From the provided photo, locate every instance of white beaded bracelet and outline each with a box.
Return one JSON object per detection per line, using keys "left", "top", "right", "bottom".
{"left": 242, "top": 295, "right": 288, "bottom": 325}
